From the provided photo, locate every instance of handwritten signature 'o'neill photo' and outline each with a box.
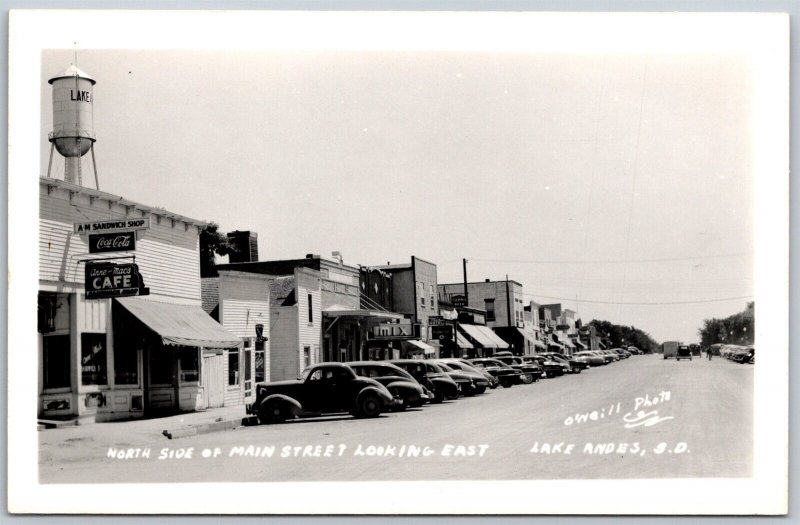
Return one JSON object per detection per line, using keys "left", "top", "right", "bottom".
{"left": 563, "top": 390, "right": 674, "bottom": 429}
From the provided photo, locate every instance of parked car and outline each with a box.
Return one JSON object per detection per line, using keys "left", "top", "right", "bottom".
{"left": 675, "top": 345, "right": 692, "bottom": 361}
{"left": 437, "top": 359, "right": 495, "bottom": 392}
{"left": 467, "top": 358, "right": 522, "bottom": 388}
{"left": 348, "top": 361, "right": 431, "bottom": 409}
{"left": 729, "top": 346, "right": 754, "bottom": 363}
{"left": 600, "top": 350, "right": 620, "bottom": 362}
{"left": 627, "top": 346, "right": 641, "bottom": 355}
{"left": 391, "top": 359, "right": 459, "bottom": 403}
{"left": 435, "top": 361, "right": 486, "bottom": 396}
{"left": 610, "top": 348, "right": 631, "bottom": 359}
{"left": 247, "top": 363, "right": 399, "bottom": 424}
{"left": 573, "top": 351, "right": 606, "bottom": 367}
{"left": 544, "top": 352, "right": 590, "bottom": 372}
{"left": 492, "top": 352, "right": 541, "bottom": 384}
{"left": 522, "top": 354, "right": 568, "bottom": 378}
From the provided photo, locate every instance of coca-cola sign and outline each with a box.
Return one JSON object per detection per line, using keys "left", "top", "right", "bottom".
{"left": 88, "top": 232, "right": 136, "bottom": 253}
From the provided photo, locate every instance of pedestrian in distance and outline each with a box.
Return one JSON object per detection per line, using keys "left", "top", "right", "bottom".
{"left": 707, "top": 348, "right": 712, "bottom": 361}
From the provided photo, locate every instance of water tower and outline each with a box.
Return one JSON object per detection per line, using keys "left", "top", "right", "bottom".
{"left": 47, "top": 65, "right": 98, "bottom": 187}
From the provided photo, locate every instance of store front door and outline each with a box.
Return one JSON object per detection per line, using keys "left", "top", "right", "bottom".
{"left": 202, "top": 354, "right": 224, "bottom": 408}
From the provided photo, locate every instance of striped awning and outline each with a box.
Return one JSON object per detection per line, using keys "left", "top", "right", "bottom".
{"left": 455, "top": 332, "right": 474, "bottom": 349}
{"left": 115, "top": 297, "right": 242, "bottom": 349}
{"left": 459, "top": 324, "right": 497, "bottom": 349}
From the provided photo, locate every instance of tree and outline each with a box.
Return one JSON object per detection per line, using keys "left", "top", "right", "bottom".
{"left": 587, "top": 319, "right": 659, "bottom": 353}
{"left": 698, "top": 302, "right": 754, "bottom": 348}
{"left": 199, "top": 222, "right": 237, "bottom": 277}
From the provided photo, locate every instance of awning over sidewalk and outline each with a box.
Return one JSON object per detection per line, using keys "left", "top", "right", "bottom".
{"left": 115, "top": 297, "right": 242, "bottom": 349}
{"left": 553, "top": 333, "right": 575, "bottom": 350}
{"left": 459, "top": 324, "right": 497, "bottom": 349}
{"left": 482, "top": 327, "right": 510, "bottom": 349}
{"left": 574, "top": 339, "right": 588, "bottom": 349}
{"left": 455, "top": 332, "right": 474, "bottom": 350}
{"left": 403, "top": 339, "right": 436, "bottom": 355}
{"left": 323, "top": 305, "right": 405, "bottom": 320}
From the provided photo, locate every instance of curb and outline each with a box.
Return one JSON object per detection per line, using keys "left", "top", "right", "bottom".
{"left": 162, "top": 416, "right": 258, "bottom": 439}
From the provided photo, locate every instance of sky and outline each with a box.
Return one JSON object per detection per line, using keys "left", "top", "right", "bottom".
{"left": 40, "top": 48, "right": 754, "bottom": 344}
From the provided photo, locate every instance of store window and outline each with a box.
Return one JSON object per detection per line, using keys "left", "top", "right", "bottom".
{"left": 81, "top": 333, "right": 107, "bottom": 386}
{"left": 303, "top": 346, "right": 311, "bottom": 368}
{"left": 114, "top": 343, "right": 139, "bottom": 386}
{"left": 43, "top": 334, "right": 70, "bottom": 390}
{"left": 255, "top": 340, "right": 266, "bottom": 383}
{"left": 485, "top": 299, "right": 496, "bottom": 321}
{"left": 308, "top": 293, "right": 314, "bottom": 324}
{"left": 178, "top": 346, "right": 199, "bottom": 383}
{"left": 228, "top": 348, "right": 240, "bottom": 386}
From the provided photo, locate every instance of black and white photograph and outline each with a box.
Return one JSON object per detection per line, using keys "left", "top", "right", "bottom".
{"left": 7, "top": 9, "right": 788, "bottom": 515}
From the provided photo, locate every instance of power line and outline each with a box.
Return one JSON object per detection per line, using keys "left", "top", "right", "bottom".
{"left": 523, "top": 293, "right": 754, "bottom": 306}
{"left": 469, "top": 252, "right": 750, "bottom": 265}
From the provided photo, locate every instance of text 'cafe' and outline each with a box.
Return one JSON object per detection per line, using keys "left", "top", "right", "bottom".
{"left": 38, "top": 178, "right": 249, "bottom": 422}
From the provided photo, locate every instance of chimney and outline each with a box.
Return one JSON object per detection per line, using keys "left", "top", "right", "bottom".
{"left": 227, "top": 230, "right": 259, "bottom": 263}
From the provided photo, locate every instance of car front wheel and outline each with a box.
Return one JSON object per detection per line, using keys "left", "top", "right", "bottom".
{"left": 258, "top": 400, "right": 289, "bottom": 425}
{"left": 519, "top": 373, "right": 533, "bottom": 385}
{"left": 356, "top": 393, "right": 383, "bottom": 418}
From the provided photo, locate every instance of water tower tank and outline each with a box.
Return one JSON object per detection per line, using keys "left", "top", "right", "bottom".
{"left": 48, "top": 65, "right": 96, "bottom": 183}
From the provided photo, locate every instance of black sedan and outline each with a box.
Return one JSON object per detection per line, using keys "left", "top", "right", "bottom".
{"left": 467, "top": 358, "right": 522, "bottom": 388}
{"left": 390, "top": 359, "right": 460, "bottom": 403}
{"left": 348, "top": 361, "right": 431, "bottom": 409}
{"left": 492, "top": 353, "right": 542, "bottom": 384}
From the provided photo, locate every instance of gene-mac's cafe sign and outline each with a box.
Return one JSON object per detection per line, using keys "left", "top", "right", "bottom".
{"left": 85, "top": 262, "right": 149, "bottom": 299}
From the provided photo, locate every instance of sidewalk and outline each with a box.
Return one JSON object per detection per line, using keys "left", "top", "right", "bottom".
{"left": 39, "top": 405, "right": 254, "bottom": 442}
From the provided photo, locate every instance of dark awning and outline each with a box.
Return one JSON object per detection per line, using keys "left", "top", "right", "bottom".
{"left": 115, "top": 297, "right": 242, "bottom": 349}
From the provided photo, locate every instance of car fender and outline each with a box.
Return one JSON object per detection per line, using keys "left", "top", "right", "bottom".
{"left": 357, "top": 385, "right": 394, "bottom": 404}
{"left": 261, "top": 393, "right": 302, "bottom": 415}
{"left": 386, "top": 380, "right": 422, "bottom": 394}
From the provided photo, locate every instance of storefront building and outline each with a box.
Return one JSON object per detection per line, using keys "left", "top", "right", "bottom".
{"left": 39, "top": 178, "right": 241, "bottom": 422}
{"left": 373, "top": 256, "right": 440, "bottom": 348}
{"left": 213, "top": 254, "right": 429, "bottom": 364}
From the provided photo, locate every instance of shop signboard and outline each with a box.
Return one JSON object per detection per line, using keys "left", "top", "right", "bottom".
{"left": 369, "top": 320, "right": 414, "bottom": 340}
{"left": 451, "top": 295, "right": 467, "bottom": 307}
{"left": 74, "top": 217, "right": 151, "bottom": 234}
{"left": 428, "top": 316, "right": 448, "bottom": 326}
{"left": 88, "top": 232, "right": 136, "bottom": 253}
{"left": 85, "top": 262, "right": 149, "bottom": 299}
{"left": 431, "top": 324, "right": 454, "bottom": 343}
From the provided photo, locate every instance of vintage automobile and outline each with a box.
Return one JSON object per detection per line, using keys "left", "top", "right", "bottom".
{"left": 348, "top": 361, "right": 431, "bottom": 409}
{"left": 492, "top": 352, "right": 541, "bottom": 384}
{"left": 522, "top": 354, "right": 569, "bottom": 378}
{"left": 730, "top": 346, "right": 754, "bottom": 364}
{"left": 468, "top": 358, "right": 523, "bottom": 388}
{"left": 436, "top": 359, "right": 493, "bottom": 394}
{"left": 573, "top": 350, "right": 607, "bottom": 367}
{"left": 675, "top": 345, "right": 693, "bottom": 361}
{"left": 390, "top": 359, "right": 460, "bottom": 403}
{"left": 442, "top": 358, "right": 500, "bottom": 388}
{"left": 436, "top": 361, "right": 488, "bottom": 396}
{"left": 246, "top": 363, "right": 399, "bottom": 424}
{"left": 610, "top": 348, "right": 631, "bottom": 359}
{"left": 543, "top": 352, "right": 590, "bottom": 372}
{"left": 601, "top": 350, "right": 621, "bottom": 362}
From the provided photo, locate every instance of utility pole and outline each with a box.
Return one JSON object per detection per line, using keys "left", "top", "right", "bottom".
{"left": 462, "top": 258, "right": 469, "bottom": 306}
{"left": 505, "top": 274, "right": 512, "bottom": 328}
